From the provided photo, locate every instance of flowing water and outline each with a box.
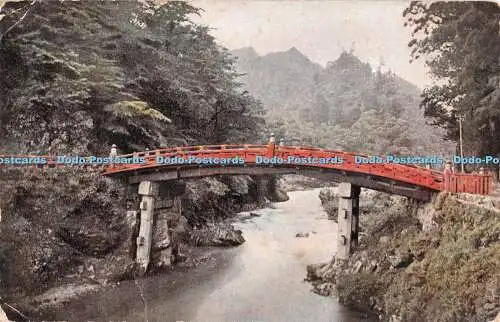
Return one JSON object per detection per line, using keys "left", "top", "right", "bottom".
{"left": 41, "top": 188, "right": 373, "bottom": 322}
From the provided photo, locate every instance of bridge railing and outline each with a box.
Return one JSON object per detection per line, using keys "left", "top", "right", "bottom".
{"left": 1, "top": 146, "right": 494, "bottom": 196}
{"left": 276, "top": 145, "right": 444, "bottom": 173}
{"left": 444, "top": 171, "right": 493, "bottom": 195}
{"left": 272, "top": 146, "right": 445, "bottom": 190}
{"left": 100, "top": 144, "right": 447, "bottom": 192}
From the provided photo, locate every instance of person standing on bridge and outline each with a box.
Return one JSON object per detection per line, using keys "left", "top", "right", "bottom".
{"left": 267, "top": 133, "right": 276, "bottom": 157}
{"left": 269, "top": 133, "right": 276, "bottom": 144}
{"left": 109, "top": 144, "right": 117, "bottom": 159}
{"left": 109, "top": 144, "right": 118, "bottom": 167}
{"left": 444, "top": 160, "right": 454, "bottom": 172}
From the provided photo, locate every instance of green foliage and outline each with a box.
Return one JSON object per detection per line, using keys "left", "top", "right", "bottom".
{"left": 0, "top": 0, "right": 263, "bottom": 154}
{"left": 105, "top": 100, "right": 171, "bottom": 123}
{"left": 403, "top": 1, "right": 500, "bottom": 157}
{"left": 312, "top": 192, "right": 500, "bottom": 321}
{"left": 0, "top": 167, "right": 131, "bottom": 298}
{"left": 382, "top": 195, "right": 500, "bottom": 322}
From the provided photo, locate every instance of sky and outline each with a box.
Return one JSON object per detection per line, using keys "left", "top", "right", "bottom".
{"left": 0, "top": 0, "right": 455, "bottom": 88}
{"left": 190, "top": 0, "right": 432, "bottom": 89}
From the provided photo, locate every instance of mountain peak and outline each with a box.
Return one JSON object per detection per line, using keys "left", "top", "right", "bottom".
{"left": 285, "top": 46, "right": 307, "bottom": 57}
{"left": 326, "top": 51, "right": 368, "bottom": 71}
{"left": 266, "top": 46, "right": 313, "bottom": 67}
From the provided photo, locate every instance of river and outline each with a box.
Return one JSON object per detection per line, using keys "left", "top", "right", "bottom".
{"left": 40, "top": 188, "right": 373, "bottom": 322}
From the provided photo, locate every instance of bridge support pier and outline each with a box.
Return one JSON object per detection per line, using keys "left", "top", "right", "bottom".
{"left": 336, "top": 182, "right": 360, "bottom": 260}
{"left": 136, "top": 180, "right": 159, "bottom": 275}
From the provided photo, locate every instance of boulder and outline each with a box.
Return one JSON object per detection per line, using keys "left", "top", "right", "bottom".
{"left": 318, "top": 188, "right": 338, "bottom": 221}
{"left": 387, "top": 250, "right": 414, "bottom": 269}
{"left": 226, "top": 175, "right": 250, "bottom": 195}
{"left": 189, "top": 223, "right": 245, "bottom": 247}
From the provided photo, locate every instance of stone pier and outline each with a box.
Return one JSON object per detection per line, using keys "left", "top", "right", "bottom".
{"left": 336, "top": 182, "right": 361, "bottom": 260}
{"left": 151, "top": 181, "right": 185, "bottom": 268}
{"left": 136, "top": 181, "right": 158, "bottom": 274}
{"left": 134, "top": 180, "right": 185, "bottom": 274}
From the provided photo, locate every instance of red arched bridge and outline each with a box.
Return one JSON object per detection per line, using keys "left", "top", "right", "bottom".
{"left": 100, "top": 144, "right": 492, "bottom": 262}
{"left": 101, "top": 144, "right": 493, "bottom": 201}
{"left": 1, "top": 143, "right": 493, "bottom": 265}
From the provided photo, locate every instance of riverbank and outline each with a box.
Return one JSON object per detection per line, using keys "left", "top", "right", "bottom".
{"left": 0, "top": 168, "right": 288, "bottom": 320}
{"left": 308, "top": 189, "right": 500, "bottom": 322}
{"left": 31, "top": 189, "right": 372, "bottom": 321}
{"left": 1, "top": 245, "right": 234, "bottom": 321}
{"left": 278, "top": 174, "right": 334, "bottom": 192}
{"left": 32, "top": 246, "right": 237, "bottom": 321}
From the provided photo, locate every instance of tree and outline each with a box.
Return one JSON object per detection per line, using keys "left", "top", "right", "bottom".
{"left": 403, "top": 1, "right": 500, "bottom": 157}
{"left": 0, "top": 0, "right": 264, "bottom": 154}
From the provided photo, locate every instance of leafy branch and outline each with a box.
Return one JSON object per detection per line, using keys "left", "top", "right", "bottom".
{"left": 0, "top": 0, "right": 38, "bottom": 43}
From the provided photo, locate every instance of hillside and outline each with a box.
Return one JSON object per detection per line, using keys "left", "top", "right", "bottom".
{"left": 309, "top": 190, "right": 500, "bottom": 322}
{"left": 0, "top": 1, "right": 264, "bottom": 155}
{"left": 231, "top": 47, "right": 453, "bottom": 156}
{"left": 0, "top": 2, "right": 273, "bottom": 317}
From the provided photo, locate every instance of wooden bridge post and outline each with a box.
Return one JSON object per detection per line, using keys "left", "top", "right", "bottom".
{"left": 136, "top": 180, "right": 159, "bottom": 275}
{"left": 444, "top": 161, "right": 452, "bottom": 192}
{"left": 336, "top": 182, "right": 361, "bottom": 260}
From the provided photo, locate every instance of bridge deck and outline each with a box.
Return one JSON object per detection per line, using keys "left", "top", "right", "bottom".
{"left": 1, "top": 144, "right": 492, "bottom": 199}
{"left": 103, "top": 144, "right": 493, "bottom": 198}
{"left": 104, "top": 144, "right": 443, "bottom": 189}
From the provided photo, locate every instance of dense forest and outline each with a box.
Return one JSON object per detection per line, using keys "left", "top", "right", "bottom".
{"left": 0, "top": 0, "right": 264, "bottom": 155}
{"left": 232, "top": 47, "right": 453, "bottom": 156}
{"left": 404, "top": 1, "right": 500, "bottom": 158}
{"left": 0, "top": 1, "right": 269, "bottom": 315}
